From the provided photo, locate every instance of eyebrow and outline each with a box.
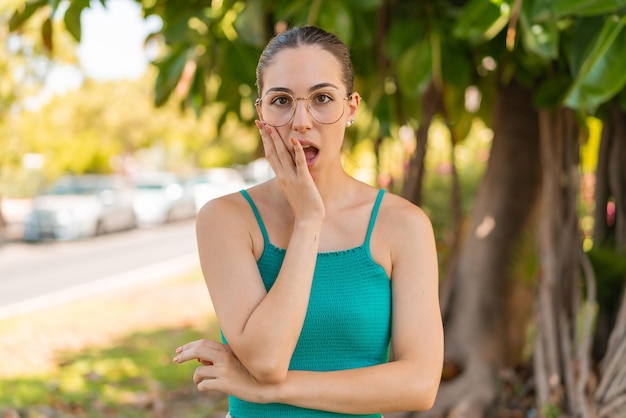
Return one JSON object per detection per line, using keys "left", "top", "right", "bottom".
{"left": 265, "top": 83, "right": 341, "bottom": 95}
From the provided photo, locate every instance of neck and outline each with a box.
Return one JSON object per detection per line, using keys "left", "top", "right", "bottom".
{"left": 269, "top": 166, "right": 354, "bottom": 212}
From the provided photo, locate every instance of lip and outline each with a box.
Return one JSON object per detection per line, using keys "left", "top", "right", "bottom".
{"left": 294, "top": 138, "right": 316, "bottom": 148}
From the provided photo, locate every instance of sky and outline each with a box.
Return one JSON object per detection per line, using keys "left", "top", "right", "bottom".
{"left": 24, "top": 0, "right": 160, "bottom": 110}
{"left": 77, "top": 0, "right": 161, "bottom": 80}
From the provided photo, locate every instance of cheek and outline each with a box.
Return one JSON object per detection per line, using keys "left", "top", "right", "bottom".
{"left": 275, "top": 127, "right": 292, "bottom": 146}
{"left": 325, "top": 125, "right": 347, "bottom": 148}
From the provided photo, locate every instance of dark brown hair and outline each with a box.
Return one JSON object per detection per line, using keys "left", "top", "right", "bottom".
{"left": 256, "top": 26, "right": 354, "bottom": 96}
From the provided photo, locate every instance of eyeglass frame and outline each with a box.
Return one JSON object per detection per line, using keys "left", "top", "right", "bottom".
{"left": 254, "top": 88, "right": 352, "bottom": 127}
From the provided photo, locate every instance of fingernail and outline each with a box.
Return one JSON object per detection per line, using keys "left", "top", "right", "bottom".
{"left": 176, "top": 347, "right": 182, "bottom": 353}
{"left": 173, "top": 356, "right": 179, "bottom": 363}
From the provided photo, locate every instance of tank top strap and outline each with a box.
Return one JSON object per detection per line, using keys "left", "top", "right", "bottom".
{"left": 364, "top": 189, "right": 385, "bottom": 249}
{"left": 240, "top": 189, "right": 270, "bottom": 246}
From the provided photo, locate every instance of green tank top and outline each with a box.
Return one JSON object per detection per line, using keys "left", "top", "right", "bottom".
{"left": 227, "top": 189, "right": 391, "bottom": 418}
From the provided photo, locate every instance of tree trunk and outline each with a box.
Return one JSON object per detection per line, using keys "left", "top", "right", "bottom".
{"left": 534, "top": 107, "right": 588, "bottom": 417}
{"left": 591, "top": 102, "right": 626, "bottom": 369}
{"left": 592, "top": 104, "right": 626, "bottom": 418}
{"left": 606, "top": 104, "right": 626, "bottom": 250}
{"left": 396, "top": 80, "right": 543, "bottom": 418}
{"left": 402, "top": 81, "right": 441, "bottom": 205}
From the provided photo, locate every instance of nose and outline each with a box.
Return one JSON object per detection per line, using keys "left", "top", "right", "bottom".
{"left": 291, "top": 98, "right": 313, "bottom": 131}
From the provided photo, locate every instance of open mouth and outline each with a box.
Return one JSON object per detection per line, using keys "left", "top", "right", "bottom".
{"left": 301, "top": 144, "right": 319, "bottom": 164}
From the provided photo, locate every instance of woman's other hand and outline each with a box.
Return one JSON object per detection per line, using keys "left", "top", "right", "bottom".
{"left": 173, "top": 339, "right": 275, "bottom": 403}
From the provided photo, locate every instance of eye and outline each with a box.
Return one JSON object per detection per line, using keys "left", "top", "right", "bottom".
{"left": 312, "top": 92, "right": 334, "bottom": 104}
{"left": 269, "top": 95, "right": 293, "bottom": 107}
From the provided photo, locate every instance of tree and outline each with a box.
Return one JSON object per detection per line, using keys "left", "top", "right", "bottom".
{"left": 9, "top": 0, "right": 626, "bottom": 416}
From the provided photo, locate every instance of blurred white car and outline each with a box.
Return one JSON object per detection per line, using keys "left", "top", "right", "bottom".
{"left": 190, "top": 167, "right": 247, "bottom": 212}
{"left": 132, "top": 172, "right": 197, "bottom": 226}
{"left": 23, "top": 175, "right": 137, "bottom": 242}
{"left": 243, "top": 158, "right": 275, "bottom": 185}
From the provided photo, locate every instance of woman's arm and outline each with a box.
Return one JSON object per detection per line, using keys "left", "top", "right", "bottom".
{"left": 196, "top": 125, "right": 325, "bottom": 384}
{"left": 196, "top": 199, "right": 321, "bottom": 384}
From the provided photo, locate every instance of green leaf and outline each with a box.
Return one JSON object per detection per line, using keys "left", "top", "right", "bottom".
{"left": 9, "top": 0, "right": 47, "bottom": 32}
{"left": 553, "top": 0, "right": 626, "bottom": 17}
{"left": 569, "top": 16, "right": 606, "bottom": 75}
{"left": 453, "top": 0, "right": 512, "bottom": 44}
{"left": 373, "top": 93, "right": 393, "bottom": 137}
{"left": 524, "top": 0, "right": 554, "bottom": 22}
{"left": 341, "top": 0, "right": 382, "bottom": 11}
{"left": 42, "top": 16, "right": 53, "bottom": 51}
{"left": 441, "top": 40, "right": 472, "bottom": 89}
{"left": 444, "top": 85, "right": 474, "bottom": 142}
{"left": 318, "top": 1, "right": 354, "bottom": 44}
{"left": 520, "top": 0, "right": 559, "bottom": 60}
{"left": 396, "top": 40, "right": 432, "bottom": 98}
{"left": 233, "top": 0, "right": 267, "bottom": 48}
{"left": 385, "top": 20, "right": 428, "bottom": 61}
{"left": 48, "top": 0, "right": 64, "bottom": 17}
{"left": 274, "top": 0, "right": 312, "bottom": 23}
{"left": 187, "top": 66, "right": 207, "bottom": 117}
{"left": 564, "top": 15, "right": 626, "bottom": 112}
{"left": 534, "top": 74, "right": 572, "bottom": 108}
{"left": 221, "top": 42, "right": 260, "bottom": 88}
{"left": 153, "top": 49, "right": 190, "bottom": 107}
{"left": 64, "top": 0, "right": 90, "bottom": 42}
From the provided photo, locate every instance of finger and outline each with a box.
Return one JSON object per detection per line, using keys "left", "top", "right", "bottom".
{"left": 257, "top": 121, "right": 283, "bottom": 170}
{"left": 196, "top": 378, "right": 219, "bottom": 393}
{"left": 261, "top": 124, "right": 293, "bottom": 173}
{"left": 174, "top": 339, "right": 204, "bottom": 356}
{"left": 270, "top": 127, "right": 295, "bottom": 167}
{"left": 173, "top": 339, "right": 226, "bottom": 364}
{"left": 290, "top": 137, "right": 307, "bottom": 171}
{"left": 193, "top": 365, "right": 217, "bottom": 386}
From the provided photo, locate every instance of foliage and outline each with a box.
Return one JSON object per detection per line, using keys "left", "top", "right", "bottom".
{"left": 1, "top": 72, "right": 260, "bottom": 197}
{"left": 7, "top": 0, "right": 626, "bottom": 191}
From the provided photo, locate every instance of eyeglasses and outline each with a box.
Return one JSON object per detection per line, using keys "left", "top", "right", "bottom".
{"left": 255, "top": 89, "right": 350, "bottom": 127}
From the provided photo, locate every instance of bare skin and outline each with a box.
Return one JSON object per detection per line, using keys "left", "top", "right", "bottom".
{"left": 174, "top": 45, "right": 444, "bottom": 414}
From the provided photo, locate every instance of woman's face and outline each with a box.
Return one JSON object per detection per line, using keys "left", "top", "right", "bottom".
{"left": 257, "top": 45, "right": 359, "bottom": 173}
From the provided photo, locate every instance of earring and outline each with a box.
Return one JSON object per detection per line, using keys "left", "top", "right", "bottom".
{"left": 346, "top": 119, "right": 354, "bottom": 127}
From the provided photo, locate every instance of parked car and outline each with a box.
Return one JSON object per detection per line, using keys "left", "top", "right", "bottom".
{"left": 131, "top": 172, "right": 197, "bottom": 226}
{"left": 190, "top": 167, "right": 247, "bottom": 212}
{"left": 23, "top": 175, "right": 137, "bottom": 242}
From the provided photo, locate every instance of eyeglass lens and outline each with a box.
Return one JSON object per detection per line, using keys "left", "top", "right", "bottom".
{"left": 257, "top": 90, "right": 347, "bottom": 127}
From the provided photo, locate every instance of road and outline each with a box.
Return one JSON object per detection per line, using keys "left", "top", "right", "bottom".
{"left": 0, "top": 219, "right": 199, "bottom": 318}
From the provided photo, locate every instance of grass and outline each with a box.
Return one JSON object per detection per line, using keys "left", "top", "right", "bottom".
{"left": 0, "top": 268, "right": 229, "bottom": 417}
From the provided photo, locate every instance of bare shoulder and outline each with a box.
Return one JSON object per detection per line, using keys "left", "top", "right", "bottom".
{"left": 197, "top": 191, "right": 247, "bottom": 227}
{"left": 379, "top": 192, "right": 434, "bottom": 241}
{"left": 368, "top": 191, "right": 436, "bottom": 276}
{"left": 195, "top": 189, "right": 258, "bottom": 246}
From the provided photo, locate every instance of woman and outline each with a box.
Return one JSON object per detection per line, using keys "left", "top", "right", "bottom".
{"left": 173, "top": 25, "right": 443, "bottom": 417}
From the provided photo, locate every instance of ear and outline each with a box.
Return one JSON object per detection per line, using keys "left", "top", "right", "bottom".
{"left": 347, "top": 92, "right": 360, "bottom": 122}
{"left": 255, "top": 100, "right": 264, "bottom": 121}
